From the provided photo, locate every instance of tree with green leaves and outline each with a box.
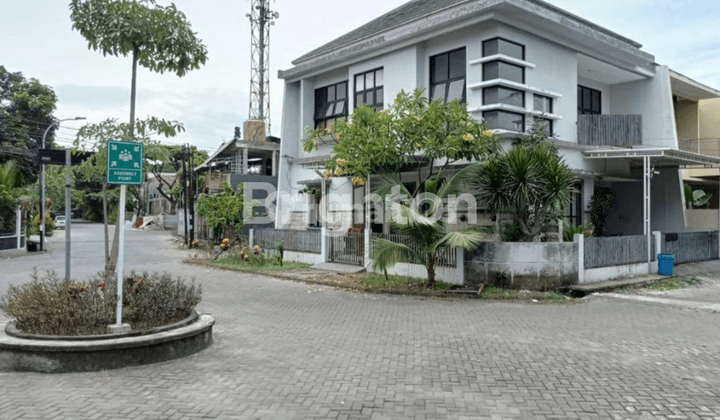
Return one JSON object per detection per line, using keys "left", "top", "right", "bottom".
{"left": 146, "top": 144, "right": 208, "bottom": 214}
{"left": 304, "top": 88, "right": 498, "bottom": 195}
{"left": 70, "top": 0, "right": 208, "bottom": 133}
{"left": 0, "top": 66, "right": 58, "bottom": 185}
{"left": 70, "top": 0, "right": 208, "bottom": 274}
{"left": 474, "top": 127, "right": 576, "bottom": 242}
{"left": 370, "top": 168, "right": 489, "bottom": 288}
{"left": 74, "top": 117, "right": 184, "bottom": 271}
{"left": 197, "top": 182, "right": 255, "bottom": 243}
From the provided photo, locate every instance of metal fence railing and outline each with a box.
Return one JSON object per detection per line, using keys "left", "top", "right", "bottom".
{"left": 331, "top": 232, "right": 364, "bottom": 265}
{"left": 662, "top": 231, "right": 719, "bottom": 264}
{"left": 584, "top": 235, "right": 656, "bottom": 269}
{"left": 254, "top": 228, "right": 322, "bottom": 254}
{"left": 371, "top": 233, "right": 457, "bottom": 268}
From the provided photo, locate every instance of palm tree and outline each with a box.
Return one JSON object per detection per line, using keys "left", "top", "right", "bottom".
{"left": 370, "top": 166, "right": 488, "bottom": 288}
{"left": 0, "top": 160, "right": 20, "bottom": 207}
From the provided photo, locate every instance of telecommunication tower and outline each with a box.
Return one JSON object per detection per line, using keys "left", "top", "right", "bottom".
{"left": 247, "top": 0, "right": 278, "bottom": 137}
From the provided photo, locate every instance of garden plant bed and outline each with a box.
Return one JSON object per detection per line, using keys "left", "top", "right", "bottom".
{"left": 0, "top": 311, "right": 214, "bottom": 373}
{"left": 186, "top": 259, "right": 580, "bottom": 303}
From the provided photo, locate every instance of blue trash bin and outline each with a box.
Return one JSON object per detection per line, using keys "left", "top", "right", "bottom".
{"left": 658, "top": 254, "right": 674, "bottom": 276}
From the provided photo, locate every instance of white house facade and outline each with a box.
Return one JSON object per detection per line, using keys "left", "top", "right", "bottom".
{"left": 274, "top": 0, "right": 720, "bottom": 238}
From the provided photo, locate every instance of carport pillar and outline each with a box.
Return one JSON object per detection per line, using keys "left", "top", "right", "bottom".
{"left": 644, "top": 156, "right": 652, "bottom": 270}
{"left": 653, "top": 231, "right": 661, "bottom": 273}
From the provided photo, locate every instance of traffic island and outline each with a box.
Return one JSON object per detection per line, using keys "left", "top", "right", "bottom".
{"left": 0, "top": 311, "right": 214, "bottom": 373}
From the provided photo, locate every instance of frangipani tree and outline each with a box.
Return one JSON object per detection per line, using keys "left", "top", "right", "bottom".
{"left": 304, "top": 88, "right": 498, "bottom": 195}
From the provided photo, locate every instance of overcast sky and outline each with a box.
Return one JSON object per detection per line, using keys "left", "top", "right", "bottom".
{"left": 1, "top": 0, "right": 717, "bottom": 153}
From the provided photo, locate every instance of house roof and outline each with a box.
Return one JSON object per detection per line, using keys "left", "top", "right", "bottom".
{"left": 670, "top": 70, "right": 720, "bottom": 101}
{"left": 291, "top": 0, "right": 643, "bottom": 66}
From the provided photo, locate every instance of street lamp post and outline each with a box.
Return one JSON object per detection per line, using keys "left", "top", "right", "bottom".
{"left": 39, "top": 117, "right": 86, "bottom": 252}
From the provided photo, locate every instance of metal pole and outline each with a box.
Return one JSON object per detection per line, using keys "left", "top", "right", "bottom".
{"left": 182, "top": 147, "right": 189, "bottom": 245}
{"left": 65, "top": 149, "right": 72, "bottom": 281}
{"left": 115, "top": 184, "right": 127, "bottom": 325}
{"left": 645, "top": 156, "right": 652, "bottom": 268}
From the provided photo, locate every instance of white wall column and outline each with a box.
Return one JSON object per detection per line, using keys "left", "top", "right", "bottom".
{"left": 574, "top": 234, "right": 584, "bottom": 284}
{"left": 653, "top": 231, "right": 662, "bottom": 273}
{"left": 272, "top": 151, "right": 278, "bottom": 176}
{"left": 249, "top": 228, "right": 254, "bottom": 248}
{"left": 456, "top": 248, "right": 465, "bottom": 286}
{"left": 242, "top": 148, "right": 249, "bottom": 174}
{"left": 16, "top": 208, "right": 22, "bottom": 249}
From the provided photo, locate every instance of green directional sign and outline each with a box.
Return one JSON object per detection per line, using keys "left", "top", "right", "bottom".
{"left": 107, "top": 140, "right": 144, "bottom": 185}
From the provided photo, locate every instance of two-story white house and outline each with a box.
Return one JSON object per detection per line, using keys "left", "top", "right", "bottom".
{"left": 274, "top": 0, "right": 720, "bottom": 241}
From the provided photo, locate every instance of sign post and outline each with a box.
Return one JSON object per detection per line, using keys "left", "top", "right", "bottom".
{"left": 107, "top": 140, "right": 144, "bottom": 332}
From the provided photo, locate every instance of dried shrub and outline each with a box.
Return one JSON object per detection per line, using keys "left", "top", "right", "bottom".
{"left": 0, "top": 270, "right": 202, "bottom": 336}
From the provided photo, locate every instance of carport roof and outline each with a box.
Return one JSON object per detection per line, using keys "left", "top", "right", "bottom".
{"left": 583, "top": 148, "right": 720, "bottom": 168}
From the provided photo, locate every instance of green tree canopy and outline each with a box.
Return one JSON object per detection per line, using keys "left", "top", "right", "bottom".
{"left": 474, "top": 128, "right": 576, "bottom": 242}
{"left": 70, "top": 0, "right": 208, "bottom": 77}
{"left": 304, "top": 88, "right": 498, "bottom": 196}
{"left": 0, "top": 66, "right": 58, "bottom": 185}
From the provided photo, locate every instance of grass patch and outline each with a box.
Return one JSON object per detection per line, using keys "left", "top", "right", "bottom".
{"left": 481, "top": 286, "right": 519, "bottom": 300}
{"left": 209, "top": 258, "right": 310, "bottom": 272}
{"left": 359, "top": 274, "right": 452, "bottom": 291}
{"left": 647, "top": 278, "right": 700, "bottom": 291}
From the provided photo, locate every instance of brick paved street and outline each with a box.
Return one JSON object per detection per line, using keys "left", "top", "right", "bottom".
{"left": 1, "top": 225, "right": 720, "bottom": 419}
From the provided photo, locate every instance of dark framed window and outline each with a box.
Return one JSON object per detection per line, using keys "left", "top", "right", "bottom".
{"left": 534, "top": 94, "right": 552, "bottom": 114}
{"left": 483, "top": 110, "right": 525, "bottom": 132}
{"left": 314, "top": 81, "right": 348, "bottom": 130}
{"left": 533, "top": 117, "right": 553, "bottom": 136}
{"left": 482, "top": 37, "right": 525, "bottom": 60}
{"left": 430, "top": 47, "right": 466, "bottom": 102}
{"left": 565, "top": 182, "right": 583, "bottom": 226}
{"left": 354, "top": 68, "right": 384, "bottom": 111}
{"left": 483, "top": 86, "right": 525, "bottom": 107}
{"left": 578, "top": 85, "right": 601, "bottom": 115}
{"left": 483, "top": 61, "right": 524, "bottom": 84}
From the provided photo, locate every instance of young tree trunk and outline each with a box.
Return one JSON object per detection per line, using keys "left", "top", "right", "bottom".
{"left": 102, "top": 182, "right": 109, "bottom": 267}
{"left": 106, "top": 47, "right": 139, "bottom": 274}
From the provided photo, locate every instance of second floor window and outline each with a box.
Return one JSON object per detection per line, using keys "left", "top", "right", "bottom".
{"left": 533, "top": 94, "right": 553, "bottom": 135}
{"left": 483, "top": 110, "right": 525, "bottom": 132}
{"left": 482, "top": 38, "right": 525, "bottom": 60}
{"left": 578, "top": 85, "right": 601, "bottom": 115}
{"left": 430, "top": 47, "right": 466, "bottom": 102}
{"left": 483, "top": 61, "right": 524, "bottom": 84}
{"left": 355, "top": 68, "right": 384, "bottom": 111}
{"left": 314, "top": 81, "right": 348, "bottom": 131}
{"left": 483, "top": 86, "right": 525, "bottom": 107}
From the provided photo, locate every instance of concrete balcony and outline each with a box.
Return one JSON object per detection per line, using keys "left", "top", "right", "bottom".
{"left": 577, "top": 114, "right": 643, "bottom": 147}
{"left": 679, "top": 139, "right": 720, "bottom": 157}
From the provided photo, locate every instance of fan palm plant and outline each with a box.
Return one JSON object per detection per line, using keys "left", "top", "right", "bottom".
{"left": 370, "top": 166, "right": 488, "bottom": 288}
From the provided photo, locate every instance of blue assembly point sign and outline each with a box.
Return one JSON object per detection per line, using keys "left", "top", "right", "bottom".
{"left": 107, "top": 141, "right": 144, "bottom": 185}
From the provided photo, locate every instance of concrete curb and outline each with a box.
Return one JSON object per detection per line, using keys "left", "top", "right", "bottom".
{"left": 0, "top": 314, "right": 214, "bottom": 373}
{"left": 591, "top": 293, "right": 720, "bottom": 313}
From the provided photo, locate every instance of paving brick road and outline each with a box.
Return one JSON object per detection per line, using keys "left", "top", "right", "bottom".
{"left": 1, "top": 224, "right": 720, "bottom": 419}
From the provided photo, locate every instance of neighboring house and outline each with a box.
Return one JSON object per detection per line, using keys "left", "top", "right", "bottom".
{"left": 144, "top": 172, "right": 178, "bottom": 216}
{"left": 193, "top": 123, "right": 281, "bottom": 237}
{"left": 679, "top": 95, "right": 720, "bottom": 229}
{"left": 275, "top": 0, "right": 720, "bottom": 239}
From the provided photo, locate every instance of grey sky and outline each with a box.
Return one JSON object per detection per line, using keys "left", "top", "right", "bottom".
{"left": 1, "top": 0, "right": 717, "bottom": 153}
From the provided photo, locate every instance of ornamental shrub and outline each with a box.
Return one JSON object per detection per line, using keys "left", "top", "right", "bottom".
{"left": 0, "top": 270, "right": 201, "bottom": 336}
